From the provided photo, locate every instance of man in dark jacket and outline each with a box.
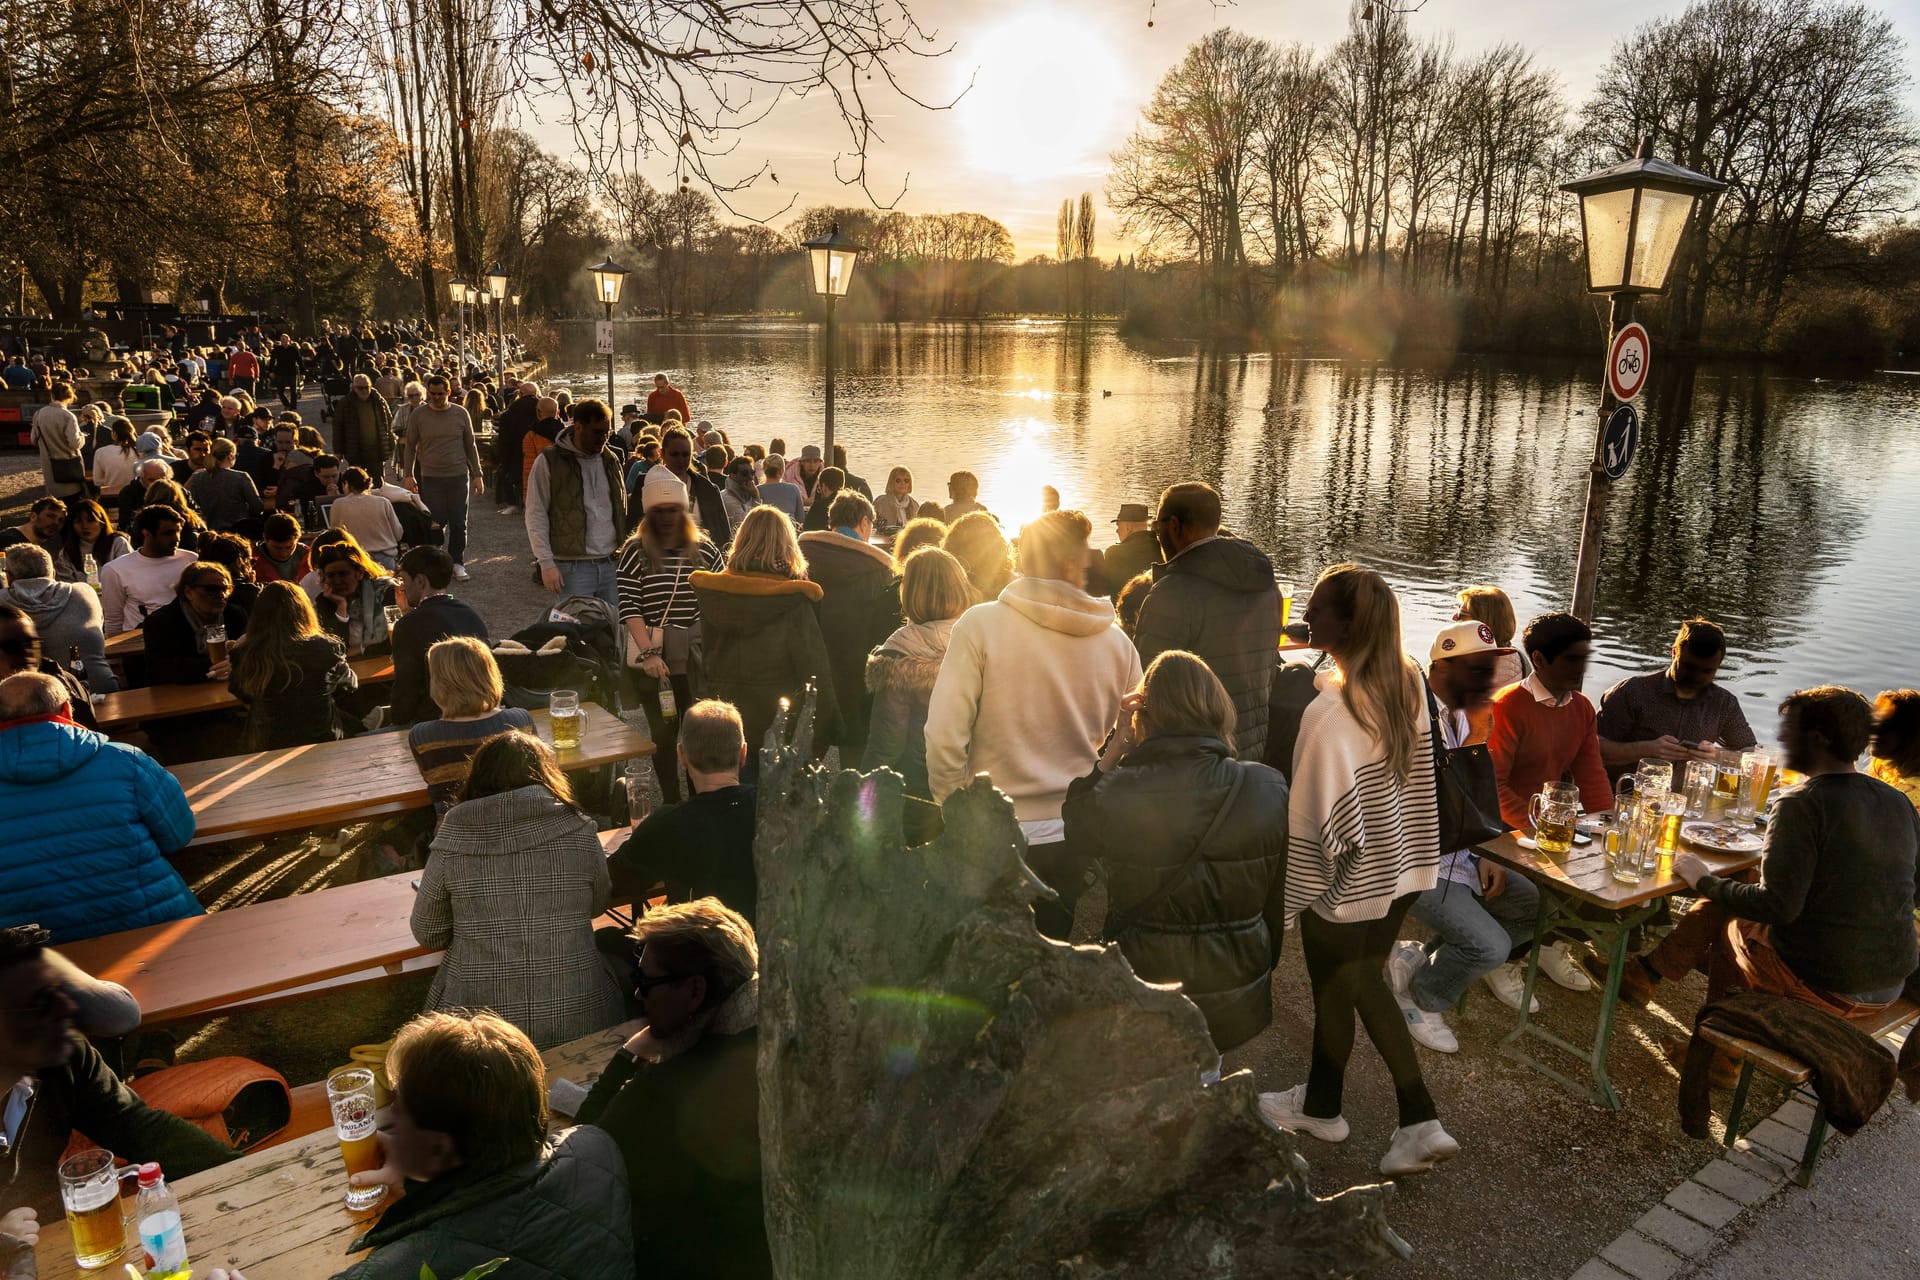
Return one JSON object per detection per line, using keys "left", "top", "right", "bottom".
{"left": 799, "top": 492, "right": 901, "bottom": 765}
{"left": 0, "top": 924, "right": 234, "bottom": 1217}
{"left": 1098, "top": 502, "right": 1161, "bottom": 600}
{"left": 319, "top": 1010, "right": 635, "bottom": 1280}
{"left": 1132, "top": 483, "right": 1281, "bottom": 762}
{"left": 491, "top": 380, "right": 541, "bottom": 512}
{"left": 610, "top": 700, "right": 757, "bottom": 924}
{"left": 657, "top": 426, "right": 730, "bottom": 548}
{"left": 387, "top": 546, "right": 488, "bottom": 727}
{"left": 336, "top": 375, "right": 394, "bottom": 481}
{"left": 577, "top": 899, "right": 767, "bottom": 1280}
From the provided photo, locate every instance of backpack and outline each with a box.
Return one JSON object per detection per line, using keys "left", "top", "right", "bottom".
{"left": 1263, "top": 657, "right": 1325, "bottom": 783}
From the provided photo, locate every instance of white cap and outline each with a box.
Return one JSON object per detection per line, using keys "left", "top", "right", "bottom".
{"left": 640, "top": 465, "right": 689, "bottom": 513}
{"left": 1430, "top": 620, "right": 1515, "bottom": 663}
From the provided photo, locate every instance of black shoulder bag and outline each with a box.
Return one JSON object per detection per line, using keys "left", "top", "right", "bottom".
{"left": 1423, "top": 679, "right": 1507, "bottom": 852}
{"left": 1101, "top": 769, "right": 1246, "bottom": 942}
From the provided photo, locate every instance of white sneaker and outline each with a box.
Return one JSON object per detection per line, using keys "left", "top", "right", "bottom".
{"left": 452, "top": 563, "right": 471, "bottom": 581}
{"left": 1258, "top": 1085, "right": 1350, "bottom": 1143}
{"left": 1385, "top": 940, "right": 1425, "bottom": 995}
{"left": 1539, "top": 941, "right": 1595, "bottom": 992}
{"left": 1380, "top": 1119, "right": 1461, "bottom": 1176}
{"left": 1394, "top": 988, "right": 1459, "bottom": 1053}
{"left": 1482, "top": 962, "right": 1540, "bottom": 1014}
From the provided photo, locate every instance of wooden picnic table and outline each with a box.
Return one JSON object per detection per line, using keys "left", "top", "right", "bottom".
{"left": 1474, "top": 826, "right": 1765, "bottom": 1109}
{"left": 94, "top": 655, "right": 393, "bottom": 731}
{"left": 103, "top": 628, "right": 145, "bottom": 657}
{"left": 33, "top": 1019, "right": 644, "bottom": 1280}
{"left": 172, "top": 703, "right": 648, "bottom": 847}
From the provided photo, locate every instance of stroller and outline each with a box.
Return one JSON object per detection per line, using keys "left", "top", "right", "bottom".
{"left": 321, "top": 374, "right": 352, "bottom": 423}
{"left": 491, "top": 596, "right": 628, "bottom": 818}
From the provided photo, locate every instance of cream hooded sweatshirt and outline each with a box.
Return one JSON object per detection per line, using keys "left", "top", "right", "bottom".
{"left": 924, "top": 575, "right": 1142, "bottom": 833}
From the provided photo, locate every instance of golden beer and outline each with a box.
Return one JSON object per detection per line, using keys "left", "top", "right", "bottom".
{"left": 1658, "top": 810, "right": 1684, "bottom": 854}
{"left": 207, "top": 637, "right": 227, "bottom": 665}
{"left": 1751, "top": 763, "right": 1777, "bottom": 811}
{"left": 58, "top": 1150, "right": 126, "bottom": 1271}
{"left": 1713, "top": 767, "right": 1741, "bottom": 800}
{"left": 550, "top": 708, "right": 583, "bottom": 750}
{"left": 1535, "top": 816, "right": 1575, "bottom": 855}
{"left": 328, "top": 1067, "right": 388, "bottom": 1211}
{"left": 339, "top": 1129, "right": 383, "bottom": 1179}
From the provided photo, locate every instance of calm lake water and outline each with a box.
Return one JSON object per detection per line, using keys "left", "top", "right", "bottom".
{"left": 550, "top": 320, "right": 1920, "bottom": 732}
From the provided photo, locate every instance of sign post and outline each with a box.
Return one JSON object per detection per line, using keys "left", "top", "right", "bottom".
{"left": 1607, "top": 322, "right": 1650, "bottom": 402}
{"left": 594, "top": 320, "right": 614, "bottom": 356}
{"left": 1570, "top": 298, "right": 1640, "bottom": 622}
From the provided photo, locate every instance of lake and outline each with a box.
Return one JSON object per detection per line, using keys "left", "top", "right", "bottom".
{"left": 547, "top": 319, "right": 1920, "bottom": 731}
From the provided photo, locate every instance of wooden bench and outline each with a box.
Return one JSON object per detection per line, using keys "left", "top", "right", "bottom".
{"left": 170, "top": 702, "right": 648, "bottom": 847}
{"left": 1705, "top": 996, "right": 1920, "bottom": 1185}
{"left": 94, "top": 654, "right": 393, "bottom": 731}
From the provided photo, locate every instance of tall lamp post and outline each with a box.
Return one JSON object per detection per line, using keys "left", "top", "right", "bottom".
{"left": 1561, "top": 137, "right": 1723, "bottom": 622}
{"left": 448, "top": 276, "right": 467, "bottom": 371}
{"left": 801, "top": 223, "right": 861, "bottom": 460}
{"left": 477, "top": 288, "right": 492, "bottom": 382}
{"left": 485, "top": 264, "right": 509, "bottom": 382}
{"left": 587, "top": 258, "right": 629, "bottom": 409}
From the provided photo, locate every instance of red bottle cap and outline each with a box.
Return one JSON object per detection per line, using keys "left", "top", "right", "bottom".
{"left": 137, "top": 1162, "right": 163, "bottom": 1186}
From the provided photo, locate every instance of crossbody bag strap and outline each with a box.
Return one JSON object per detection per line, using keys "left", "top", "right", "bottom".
{"left": 1105, "top": 767, "right": 1247, "bottom": 940}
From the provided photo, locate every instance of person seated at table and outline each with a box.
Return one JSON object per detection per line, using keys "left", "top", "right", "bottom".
{"left": 0, "top": 924, "right": 234, "bottom": 1218}
{"left": 1389, "top": 622, "right": 1543, "bottom": 1052}
{"left": 1451, "top": 586, "right": 1525, "bottom": 736}
{"left": 407, "top": 637, "right": 533, "bottom": 816}
{"left": 202, "top": 1011, "right": 635, "bottom": 1280}
{"left": 98, "top": 506, "right": 199, "bottom": 636}
{"left": 327, "top": 466, "right": 406, "bottom": 571}
{"left": 136, "top": 478, "right": 208, "bottom": 554}
{"left": 609, "top": 700, "right": 758, "bottom": 925}
{"left": 1, "top": 543, "right": 115, "bottom": 696}
{"left": 251, "top": 511, "right": 311, "bottom": 585}
{"left": 187, "top": 437, "right": 266, "bottom": 536}
{"left": 1485, "top": 612, "right": 1613, "bottom": 993}
{"left": 1628, "top": 687, "right": 1920, "bottom": 1081}
{"left": 0, "top": 604, "right": 98, "bottom": 730}
{"left": 278, "top": 452, "right": 343, "bottom": 523}
{"left": 576, "top": 898, "right": 768, "bottom": 1279}
{"left": 142, "top": 560, "right": 248, "bottom": 685}
{"left": 228, "top": 581, "right": 358, "bottom": 751}
{"left": 389, "top": 546, "right": 489, "bottom": 730}
{"left": 194, "top": 530, "right": 262, "bottom": 616}
{"left": 55, "top": 497, "right": 133, "bottom": 584}
{"left": 1870, "top": 688, "right": 1920, "bottom": 814}
{"left": 313, "top": 539, "right": 398, "bottom": 657}
{"left": 1596, "top": 618, "right": 1757, "bottom": 779}
{"left": 412, "top": 732, "right": 625, "bottom": 1048}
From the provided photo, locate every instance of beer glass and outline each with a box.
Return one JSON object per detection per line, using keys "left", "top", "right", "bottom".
{"left": 382, "top": 605, "right": 403, "bottom": 635}
{"left": 1635, "top": 758, "right": 1674, "bottom": 798}
{"left": 1682, "top": 760, "right": 1717, "bottom": 816}
{"left": 1713, "top": 746, "right": 1743, "bottom": 802}
{"left": 203, "top": 623, "right": 228, "bottom": 666}
{"left": 59, "top": 1148, "right": 127, "bottom": 1270}
{"left": 1528, "top": 785, "right": 1580, "bottom": 856}
{"left": 1741, "top": 749, "right": 1777, "bottom": 819}
{"left": 548, "top": 689, "right": 582, "bottom": 750}
{"left": 327, "top": 1067, "right": 388, "bottom": 1211}
{"left": 1656, "top": 791, "right": 1688, "bottom": 859}
{"left": 1276, "top": 580, "right": 1296, "bottom": 630}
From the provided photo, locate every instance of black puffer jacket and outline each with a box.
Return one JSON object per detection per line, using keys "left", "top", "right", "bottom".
{"left": 1063, "top": 734, "right": 1289, "bottom": 1053}
{"left": 800, "top": 531, "right": 901, "bottom": 759}
{"left": 691, "top": 570, "right": 841, "bottom": 753}
{"left": 1133, "top": 537, "right": 1281, "bottom": 762}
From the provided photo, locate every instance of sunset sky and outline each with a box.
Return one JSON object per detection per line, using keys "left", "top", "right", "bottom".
{"left": 541, "top": 0, "right": 1920, "bottom": 258}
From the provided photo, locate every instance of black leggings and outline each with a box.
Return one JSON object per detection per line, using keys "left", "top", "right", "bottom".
{"left": 1300, "top": 892, "right": 1438, "bottom": 1128}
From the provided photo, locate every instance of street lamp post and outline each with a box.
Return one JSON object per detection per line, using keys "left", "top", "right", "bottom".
{"left": 463, "top": 285, "right": 480, "bottom": 378}
{"left": 1561, "top": 137, "right": 1724, "bottom": 622}
{"left": 485, "top": 264, "right": 509, "bottom": 383}
{"left": 587, "top": 258, "right": 630, "bottom": 410}
{"left": 801, "top": 224, "right": 862, "bottom": 461}
{"left": 447, "top": 276, "right": 467, "bottom": 372}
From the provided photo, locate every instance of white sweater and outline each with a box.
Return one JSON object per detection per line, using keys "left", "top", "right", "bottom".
{"left": 97, "top": 549, "right": 198, "bottom": 635}
{"left": 925, "top": 576, "right": 1142, "bottom": 829}
{"left": 1285, "top": 669, "right": 1440, "bottom": 923}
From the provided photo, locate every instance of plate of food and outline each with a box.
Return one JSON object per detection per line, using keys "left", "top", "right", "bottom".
{"left": 1681, "top": 822, "right": 1764, "bottom": 854}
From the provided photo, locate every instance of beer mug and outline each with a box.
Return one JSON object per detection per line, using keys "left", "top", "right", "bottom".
{"left": 59, "top": 1148, "right": 128, "bottom": 1270}
{"left": 1713, "top": 746, "right": 1744, "bottom": 801}
{"left": 1682, "top": 760, "right": 1718, "bottom": 816}
{"left": 327, "top": 1067, "right": 388, "bottom": 1211}
{"left": 548, "top": 689, "right": 582, "bottom": 750}
{"left": 1528, "top": 784, "right": 1580, "bottom": 856}
{"left": 1741, "top": 749, "right": 1777, "bottom": 819}
{"left": 1635, "top": 757, "right": 1674, "bottom": 798}
{"left": 203, "top": 623, "right": 228, "bottom": 666}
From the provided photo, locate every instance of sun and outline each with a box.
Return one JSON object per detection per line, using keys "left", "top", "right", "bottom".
{"left": 961, "top": 15, "right": 1123, "bottom": 181}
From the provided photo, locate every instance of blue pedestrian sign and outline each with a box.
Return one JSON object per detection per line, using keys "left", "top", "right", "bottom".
{"left": 1602, "top": 404, "right": 1639, "bottom": 480}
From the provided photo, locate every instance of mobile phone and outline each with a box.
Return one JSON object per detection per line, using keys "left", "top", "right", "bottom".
{"left": 409, "top": 879, "right": 420, "bottom": 891}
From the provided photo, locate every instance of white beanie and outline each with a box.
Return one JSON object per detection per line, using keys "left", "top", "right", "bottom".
{"left": 641, "top": 465, "right": 689, "bottom": 512}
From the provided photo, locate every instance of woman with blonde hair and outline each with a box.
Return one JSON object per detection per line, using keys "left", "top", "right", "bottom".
{"left": 412, "top": 729, "right": 626, "bottom": 1048}
{"left": 1454, "top": 585, "right": 1525, "bottom": 686}
{"left": 890, "top": 516, "right": 947, "bottom": 567}
{"left": 691, "top": 506, "right": 839, "bottom": 763}
{"left": 1063, "top": 650, "right": 1290, "bottom": 1054}
{"left": 407, "top": 636, "right": 536, "bottom": 815}
{"left": 1262, "top": 564, "right": 1454, "bottom": 1177}
{"left": 872, "top": 466, "right": 919, "bottom": 534}
{"left": 866, "top": 547, "right": 972, "bottom": 833}
{"left": 229, "top": 580, "right": 357, "bottom": 750}
{"left": 942, "top": 510, "right": 1013, "bottom": 603}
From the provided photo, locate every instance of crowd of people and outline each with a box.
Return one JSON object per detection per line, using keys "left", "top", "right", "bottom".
{"left": 3, "top": 338, "right": 1919, "bottom": 1278}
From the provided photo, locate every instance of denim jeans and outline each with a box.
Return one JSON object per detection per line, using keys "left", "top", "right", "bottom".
{"left": 1407, "top": 869, "right": 1541, "bottom": 1013}
{"left": 555, "top": 557, "right": 619, "bottom": 614}
{"left": 418, "top": 474, "right": 470, "bottom": 564}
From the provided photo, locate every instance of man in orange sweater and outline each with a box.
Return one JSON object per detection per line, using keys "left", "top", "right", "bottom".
{"left": 1486, "top": 611, "right": 1614, "bottom": 992}
{"left": 645, "top": 372, "right": 690, "bottom": 425}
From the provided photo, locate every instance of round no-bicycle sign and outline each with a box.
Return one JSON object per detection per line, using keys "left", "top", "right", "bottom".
{"left": 1608, "top": 322, "right": 1650, "bottom": 401}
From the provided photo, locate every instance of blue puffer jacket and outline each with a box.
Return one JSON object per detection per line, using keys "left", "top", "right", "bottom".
{"left": 0, "top": 718, "right": 201, "bottom": 943}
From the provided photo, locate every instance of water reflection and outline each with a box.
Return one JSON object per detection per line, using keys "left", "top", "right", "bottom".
{"left": 552, "top": 320, "right": 1920, "bottom": 714}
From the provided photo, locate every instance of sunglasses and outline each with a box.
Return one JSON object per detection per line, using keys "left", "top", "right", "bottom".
{"left": 634, "top": 969, "right": 696, "bottom": 998}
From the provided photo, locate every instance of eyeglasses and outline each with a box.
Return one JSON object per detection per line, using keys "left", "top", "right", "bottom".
{"left": 633, "top": 968, "right": 700, "bottom": 998}
{"left": 187, "top": 582, "right": 230, "bottom": 596}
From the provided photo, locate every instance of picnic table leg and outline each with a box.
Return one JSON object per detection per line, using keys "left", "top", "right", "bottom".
{"left": 1501, "top": 885, "right": 1552, "bottom": 1048}
{"left": 1583, "top": 917, "right": 1636, "bottom": 1111}
{"left": 1501, "top": 895, "right": 1657, "bottom": 1110}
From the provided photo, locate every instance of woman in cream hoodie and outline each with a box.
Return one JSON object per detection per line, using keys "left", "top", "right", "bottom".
{"left": 925, "top": 509, "right": 1141, "bottom": 938}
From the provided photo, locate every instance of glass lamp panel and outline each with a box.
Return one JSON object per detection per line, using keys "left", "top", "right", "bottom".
{"left": 1628, "top": 187, "right": 1696, "bottom": 291}
{"left": 808, "top": 247, "right": 831, "bottom": 296}
{"left": 485, "top": 269, "right": 508, "bottom": 295}
{"left": 1579, "top": 187, "right": 1636, "bottom": 291}
{"left": 448, "top": 277, "right": 467, "bottom": 302}
{"left": 826, "top": 247, "right": 857, "bottom": 297}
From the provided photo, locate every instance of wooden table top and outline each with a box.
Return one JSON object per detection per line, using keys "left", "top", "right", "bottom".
{"left": 103, "top": 628, "right": 144, "bottom": 656}
{"left": 33, "top": 1020, "right": 644, "bottom": 1280}
{"left": 1473, "top": 828, "right": 1764, "bottom": 910}
{"left": 172, "top": 703, "right": 650, "bottom": 847}
{"left": 95, "top": 656, "right": 393, "bottom": 730}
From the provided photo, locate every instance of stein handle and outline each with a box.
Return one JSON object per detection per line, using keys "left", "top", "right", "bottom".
{"left": 1527, "top": 791, "right": 1546, "bottom": 829}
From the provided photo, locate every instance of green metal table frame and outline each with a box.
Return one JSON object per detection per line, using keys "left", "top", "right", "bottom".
{"left": 1500, "top": 887, "right": 1659, "bottom": 1110}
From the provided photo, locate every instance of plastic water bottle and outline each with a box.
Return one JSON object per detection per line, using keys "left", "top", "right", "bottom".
{"left": 135, "top": 1162, "right": 189, "bottom": 1274}
{"left": 82, "top": 552, "right": 99, "bottom": 587}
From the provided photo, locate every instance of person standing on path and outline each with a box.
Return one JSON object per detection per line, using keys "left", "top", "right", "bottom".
{"left": 527, "top": 398, "right": 628, "bottom": 614}
{"left": 646, "top": 371, "right": 691, "bottom": 425}
{"left": 30, "top": 392, "right": 85, "bottom": 501}
{"left": 398, "top": 373, "right": 483, "bottom": 580}
{"left": 335, "top": 374, "right": 394, "bottom": 481}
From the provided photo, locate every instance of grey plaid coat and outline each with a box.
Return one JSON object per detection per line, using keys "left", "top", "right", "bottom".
{"left": 413, "top": 784, "right": 627, "bottom": 1049}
